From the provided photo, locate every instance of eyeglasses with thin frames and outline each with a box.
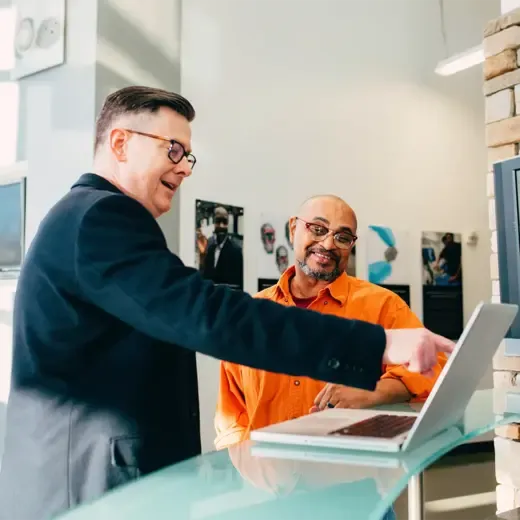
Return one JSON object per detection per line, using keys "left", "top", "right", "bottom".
{"left": 123, "top": 129, "right": 196, "bottom": 168}
{"left": 296, "top": 217, "right": 357, "bottom": 249}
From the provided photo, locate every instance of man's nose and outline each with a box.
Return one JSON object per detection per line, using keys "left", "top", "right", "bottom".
{"left": 175, "top": 157, "right": 193, "bottom": 178}
{"left": 322, "top": 232, "right": 336, "bottom": 250}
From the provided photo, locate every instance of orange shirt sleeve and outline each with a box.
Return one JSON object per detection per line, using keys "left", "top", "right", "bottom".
{"left": 214, "top": 288, "right": 275, "bottom": 450}
{"left": 379, "top": 301, "right": 447, "bottom": 401}
{"left": 214, "top": 361, "right": 249, "bottom": 450}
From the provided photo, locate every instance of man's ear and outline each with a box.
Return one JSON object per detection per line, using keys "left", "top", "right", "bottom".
{"left": 109, "top": 128, "right": 128, "bottom": 162}
{"left": 289, "top": 216, "right": 297, "bottom": 244}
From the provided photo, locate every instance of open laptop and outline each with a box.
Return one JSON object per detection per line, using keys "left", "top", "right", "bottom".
{"left": 251, "top": 302, "right": 518, "bottom": 453}
{"left": 251, "top": 425, "right": 464, "bottom": 468}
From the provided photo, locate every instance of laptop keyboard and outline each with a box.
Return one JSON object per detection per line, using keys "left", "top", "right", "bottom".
{"left": 328, "top": 414, "right": 416, "bottom": 439}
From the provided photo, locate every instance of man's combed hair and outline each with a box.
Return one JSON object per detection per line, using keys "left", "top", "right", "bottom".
{"left": 94, "top": 86, "right": 196, "bottom": 151}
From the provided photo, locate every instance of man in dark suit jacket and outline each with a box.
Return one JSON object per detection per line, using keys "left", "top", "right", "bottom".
{"left": 200, "top": 206, "right": 243, "bottom": 289}
{"left": 0, "top": 86, "right": 453, "bottom": 519}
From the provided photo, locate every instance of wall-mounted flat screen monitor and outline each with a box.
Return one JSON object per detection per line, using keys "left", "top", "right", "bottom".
{"left": 494, "top": 156, "right": 520, "bottom": 339}
{"left": 0, "top": 178, "right": 26, "bottom": 273}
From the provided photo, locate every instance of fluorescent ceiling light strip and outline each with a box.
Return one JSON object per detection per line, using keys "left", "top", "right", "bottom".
{"left": 435, "top": 44, "right": 485, "bottom": 76}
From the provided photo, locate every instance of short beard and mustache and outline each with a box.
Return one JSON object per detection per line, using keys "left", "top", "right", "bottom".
{"left": 298, "top": 246, "right": 342, "bottom": 282}
{"left": 215, "top": 230, "right": 228, "bottom": 245}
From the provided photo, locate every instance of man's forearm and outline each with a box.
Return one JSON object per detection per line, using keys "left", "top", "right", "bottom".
{"left": 374, "top": 378, "right": 412, "bottom": 404}
{"left": 215, "top": 427, "right": 247, "bottom": 450}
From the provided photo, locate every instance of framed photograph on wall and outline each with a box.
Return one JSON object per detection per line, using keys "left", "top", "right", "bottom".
{"left": 366, "top": 225, "right": 411, "bottom": 306}
{"left": 421, "top": 231, "right": 463, "bottom": 339}
{"left": 195, "top": 199, "right": 244, "bottom": 291}
{"left": 257, "top": 214, "right": 294, "bottom": 280}
{"left": 366, "top": 225, "right": 411, "bottom": 286}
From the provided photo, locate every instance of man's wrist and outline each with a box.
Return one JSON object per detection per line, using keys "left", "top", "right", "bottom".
{"left": 374, "top": 379, "right": 412, "bottom": 404}
{"left": 371, "top": 387, "right": 391, "bottom": 405}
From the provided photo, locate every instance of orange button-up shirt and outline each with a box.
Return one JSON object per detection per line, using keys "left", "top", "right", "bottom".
{"left": 214, "top": 267, "right": 447, "bottom": 450}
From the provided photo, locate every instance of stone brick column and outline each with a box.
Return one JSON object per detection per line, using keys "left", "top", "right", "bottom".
{"left": 485, "top": 8, "right": 520, "bottom": 514}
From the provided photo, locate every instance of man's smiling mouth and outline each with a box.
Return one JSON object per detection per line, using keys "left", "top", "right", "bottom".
{"left": 312, "top": 251, "right": 334, "bottom": 263}
{"left": 161, "top": 181, "right": 176, "bottom": 191}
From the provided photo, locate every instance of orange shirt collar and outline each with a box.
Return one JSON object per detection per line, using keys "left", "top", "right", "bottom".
{"left": 275, "top": 265, "right": 350, "bottom": 306}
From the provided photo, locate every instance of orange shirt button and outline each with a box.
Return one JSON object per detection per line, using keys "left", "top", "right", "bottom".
{"left": 294, "top": 380, "right": 300, "bottom": 386}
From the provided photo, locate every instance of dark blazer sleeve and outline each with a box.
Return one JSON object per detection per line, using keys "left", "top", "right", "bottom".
{"left": 74, "top": 195, "right": 386, "bottom": 390}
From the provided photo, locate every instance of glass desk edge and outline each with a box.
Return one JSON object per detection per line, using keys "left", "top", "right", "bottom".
{"left": 55, "top": 388, "right": 520, "bottom": 520}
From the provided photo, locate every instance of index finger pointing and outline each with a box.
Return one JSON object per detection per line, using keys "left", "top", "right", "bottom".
{"left": 432, "top": 333, "right": 455, "bottom": 354}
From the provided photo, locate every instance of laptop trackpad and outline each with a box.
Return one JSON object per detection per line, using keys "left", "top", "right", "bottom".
{"left": 329, "top": 414, "right": 416, "bottom": 439}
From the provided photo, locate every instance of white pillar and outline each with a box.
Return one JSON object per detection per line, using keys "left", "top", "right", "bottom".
{"left": 18, "top": 0, "right": 182, "bottom": 253}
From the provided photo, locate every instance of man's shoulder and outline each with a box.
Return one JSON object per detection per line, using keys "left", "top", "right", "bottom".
{"left": 347, "top": 276, "right": 388, "bottom": 294}
{"left": 31, "top": 182, "right": 121, "bottom": 241}
{"left": 227, "top": 236, "right": 242, "bottom": 250}
{"left": 71, "top": 185, "right": 143, "bottom": 216}
{"left": 48, "top": 180, "right": 138, "bottom": 223}
{"left": 347, "top": 277, "right": 407, "bottom": 306}
{"left": 33, "top": 181, "right": 164, "bottom": 259}
{"left": 254, "top": 284, "right": 279, "bottom": 300}
{"left": 346, "top": 277, "right": 421, "bottom": 326}
{"left": 70, "top": 187, "right": 160, "bottom": 237}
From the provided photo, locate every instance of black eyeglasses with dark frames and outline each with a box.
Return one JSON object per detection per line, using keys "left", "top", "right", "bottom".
{"left": 296, "top": 217, "right": 357, "bottom": 249}
{"left": 123, "top": 129, "right": 196, "bottom": 168}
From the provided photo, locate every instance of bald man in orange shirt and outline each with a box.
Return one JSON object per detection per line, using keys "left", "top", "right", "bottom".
{"left": 214, "top": 195, "right": 447, "bottom": 450}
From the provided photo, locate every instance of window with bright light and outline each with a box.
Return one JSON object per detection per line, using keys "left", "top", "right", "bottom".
{"left": 0, "top": 82, "right": 19, "bottom": 167}
{"left": 0, "top": 7, "right": 14, "bottom": 72}
{"left": 0, "top": 6, "right": 18, "bottom": 168}
{"left": 0, "top": 7, "right": 18, "bottom": 406}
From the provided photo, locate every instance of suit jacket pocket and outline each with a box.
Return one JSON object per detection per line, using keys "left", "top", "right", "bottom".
{"left": 110, "top": 435, "right": 142, "bottom": 483}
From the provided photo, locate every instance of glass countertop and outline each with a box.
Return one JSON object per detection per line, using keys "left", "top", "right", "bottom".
{"left": 57, "top": 388, "right": 520, "bottom": 520}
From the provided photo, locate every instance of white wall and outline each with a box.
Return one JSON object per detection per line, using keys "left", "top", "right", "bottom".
{"left": 94, "top": 0, "right": 183, "bottom": 254}
{"left": 502, "top": 0, "right": 520, "bottom": 13}
{"left": 0, "top": 4, "right": 17, "bottom": 169}
{"left": 181, "top": 0, "right": 499, "bottom": 452}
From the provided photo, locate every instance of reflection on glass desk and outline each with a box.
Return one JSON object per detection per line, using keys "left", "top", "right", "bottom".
{"left": 57, "top": 389, "right": 520, "bottom": 520}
